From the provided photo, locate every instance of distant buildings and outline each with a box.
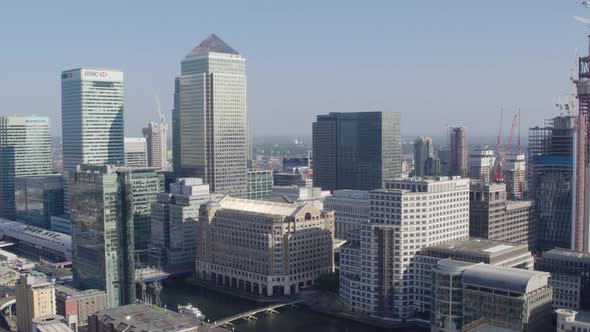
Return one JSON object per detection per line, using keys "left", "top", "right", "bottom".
{"left": 246, "top": 169, "right": 273, "bottom": 199}
{"left": 323, "top": 190, "right": 369, "bottom": 239}
{"left": 282, "top": 157, "right": 311, "bottom": 173}
{"left": 55, "top": 285, "right": 107, "bottom": 331}
{"left": 469, "top": 182, "right": 535, "bottom": 250}
{"left": 16, "top": 275, "right": 56, "bottom": 332}
{"left": 504, "top": 153, "right": 526, "bottom": 199}
{"left": 312, "top": 111, "right": 401, "bottom": 191}
{"left": 540, "top": 248, "right": 590, "bottom": 310}
{"left": 69, "top": 165, "right": 135, "bottom": 308}
{"left": 413, "top": 136, "right": 433, "bottom": 177}
{"left": 0, "top": 116, "right": 52, "bottom": 219}
{"left": 449, "top": 127, "right": 467, "bottom": 177}
{"left": 142, "top": 119, "right": 168, "bottom": 170}
{"left": 270, "top": 186, "right": 330, "bottom": 209}
{"left": 528, "top": 115, "right": 577, "bottom": 251}
{"left": 195, "top": 197, "right": 334, "bottom": 297}
{"left": 123, "top": 137, "right": 147, "bottom": 168}
{"left": 175, "top": 34, "right": 247, "bottom": 196}
{"left": 150, "top": 178, "right": 221, "bottom": 269}
{"left": 88, "top": 304, "right": 206, "bottom": 332}
{"left": 15, "top": 175, "right": 64, "bottom": 229}
{"left": 273, "top": 172, "right": 311, "bottom": 187}
{"left": 61, "top": 69, "right": 124, "bottom": 215}
{"left": 468, "top": 148, "right": 495, "bottom": 182}
{"left": 339, "top": 177, "right": 469, "bottom": 319}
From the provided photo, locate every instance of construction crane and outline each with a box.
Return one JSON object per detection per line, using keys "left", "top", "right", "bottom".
{"left": 504, "top": 114, "right": 518, "bottom": 168}
{"left": 155, "top": 95, "right": 164, "bottom": 121}
{"left": 492, "top": 109, "right": 504, "bottom": 182}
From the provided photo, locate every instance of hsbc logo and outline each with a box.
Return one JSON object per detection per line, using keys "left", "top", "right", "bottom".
{"left": 61, "top": 72, "right": 73, "bottom": 79}
{"left": 84, "top": 71, "right": 108, "bottom": 78}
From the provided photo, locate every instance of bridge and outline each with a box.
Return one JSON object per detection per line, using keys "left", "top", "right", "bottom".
{"left": 211, "top": 300, "right": 304, "bottom": 328}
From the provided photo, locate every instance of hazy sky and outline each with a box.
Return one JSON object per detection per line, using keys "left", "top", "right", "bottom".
{"left": 0, "top": 1, "right": 588, "bottom": 139}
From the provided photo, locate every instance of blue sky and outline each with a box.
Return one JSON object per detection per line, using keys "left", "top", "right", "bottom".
{"left": 0, "top": 1, "right": 588, "bottom": 139}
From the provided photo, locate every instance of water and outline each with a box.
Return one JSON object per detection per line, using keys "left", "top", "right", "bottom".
{"left": 159, "top": 278, "right": 426, "bottom": 332}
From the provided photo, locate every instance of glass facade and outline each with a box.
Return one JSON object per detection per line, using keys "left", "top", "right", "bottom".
{"left": 177, "top": 34, "right": 247, "bottom": 196}
{"left": 0, "top": 116, "right": 52, "bottom": 219}
{"left": 15, "top": 175, "right": 64, "bottom": 229}
{"left": 246, "top": 169, "right": 272, "bottom": 199}
{"left": 312, "top": 112, "right": 401, "bottom": 191}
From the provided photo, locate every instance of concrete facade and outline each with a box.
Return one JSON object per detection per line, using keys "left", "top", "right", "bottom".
{"left": 323, "top": 190, "right": 369, "bottom": 240}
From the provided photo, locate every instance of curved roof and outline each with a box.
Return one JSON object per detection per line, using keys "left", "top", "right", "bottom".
{"left": 462, "top": 264, "right": 549, "bottom": 294}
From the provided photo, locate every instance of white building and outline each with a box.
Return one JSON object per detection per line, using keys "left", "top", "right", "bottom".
{"left": 61, "top": 68, "right": 124, "bottom": 214}
{"left": 142, "top": 120, "right": 168, "bottom": 170}
{"left": 468, "top": 148, "right": 495, "bottom": 182}
{"left": 556, "top": 309, "right": 590, "bottom": 332}
{"left": 504, "top": 153, "right": 526, "bottom": 199}
{"left": 0, "top": 116, "right": 52, "bottom": 219}
{"left": 150, "top": 178, "right": 221, "bottom": 268}
{"left": 340, "top": 176, "right": 470, "bottom": 319}
{"left": 324, "top": 190, "right": 369, "bottom": 240}
{"left": 124, "top": 137, "right": 147, "bottom": 168}
{"left": 176, "top": 34, "right": 247, "bottom": 196}
{"left": 270, "top": 186, "right": 331, "bottom": 210}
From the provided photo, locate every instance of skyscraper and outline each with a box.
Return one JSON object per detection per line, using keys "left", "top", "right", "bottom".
{"left": 123, "top": 137, "right": 147, "bottom": 168}
{"left": 312, "top": 112, "right": 401, "bottom": 191}
{"left": 468, "top": 147, "right": 496, "bottom": 182}
{"left": 529, "top": 116, "right": 576, "bottom": 251}
{"left": 176, "top": 34, "right": 247, "bottom": 196}
{"left": 504, "top": 153, "right": 526, "bottom": 199}
{"left": 413, "top": 136, "right": 433, "bottom": 177}
{"left": 61, "top": 68, "right": 124, "bottom": 214}
{"left": 0, "top": 116, "right": 52, "bottom": 219}
{"left": 142, "top": 119, "right": 168, "bottom": 170}
{"left": 449, "top": 127, "right": 467, "bottom": 177}
{"left": 69, "top": 164, "right": 135, "bottom": 308}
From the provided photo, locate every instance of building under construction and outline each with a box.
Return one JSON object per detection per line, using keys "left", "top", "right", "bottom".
{"left": 528, "top": 116, "right": 576, "bottom": 251}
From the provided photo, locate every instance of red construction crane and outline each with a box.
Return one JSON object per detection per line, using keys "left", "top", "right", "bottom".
{"left": 504, "top": 114, "right": 518, "bottom": 162}
{"left": 492, "top": 110, "right": 504, "bottom": 182}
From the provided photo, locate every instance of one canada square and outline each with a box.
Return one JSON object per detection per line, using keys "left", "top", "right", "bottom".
{"left": 174, "top": 34, "right": 247, "bottom": 196}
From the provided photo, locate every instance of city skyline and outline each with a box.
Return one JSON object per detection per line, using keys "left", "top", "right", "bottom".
{"left": 1, "top": 1, "right": 589, "bottom": 138}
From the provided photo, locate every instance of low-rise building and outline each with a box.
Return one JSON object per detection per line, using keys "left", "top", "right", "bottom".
{"left": 246, "top": 169, "right": 273, "bottom": 199}
{"left": 556, "top": 309, "right": 590, "bottom": 332}
{"left": 32, "top": 315, "right": 73, "bottom": 332}
{"left": 270, "top": 186, "right": 330, "bottom": 210}
{"left": 55, "top": 285, "right": 107, "bottom": 331}
{"left": 16, "top": 275, "right": 56, "bottom": 332}
{"left": 195, "top": 197, "right": 334, "bottom": 297}
{"left": 273, "top": 172, "right": 311, "bottom": 187}
{"left": 540, "top": 248, "right": 590, "bottom": 310}
{"left": 323, "top": 190, "right": 369, "bottom": 239}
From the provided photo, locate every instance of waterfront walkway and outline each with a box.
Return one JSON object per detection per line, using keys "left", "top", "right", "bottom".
{"left": 211, "top": 300, "right": 304, "bottom": 328}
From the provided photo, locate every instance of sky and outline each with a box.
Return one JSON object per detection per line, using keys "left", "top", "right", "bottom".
{"left": 0, "top": 1, "right": 589, "bottom": 139}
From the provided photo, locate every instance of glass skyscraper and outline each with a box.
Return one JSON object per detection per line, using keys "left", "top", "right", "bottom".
{"left": 61, "top": 68, "right": 124, "bottom": 214}
{"left": 0, "top": 116, "right": 52, "bottom": 219}
{"left": 176, "top": 34, "right": 247, "bottom": 196}
{"left": 312, "top": 112, "right": 401, "bottom": 191}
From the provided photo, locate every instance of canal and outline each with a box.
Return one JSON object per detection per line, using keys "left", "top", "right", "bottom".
{"left": 159, "top": 278, "right": 426, "bottom": 332}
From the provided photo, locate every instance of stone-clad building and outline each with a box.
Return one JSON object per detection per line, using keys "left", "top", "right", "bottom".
{"left": 195, "top": 196, "right": 334, "bottom": 297}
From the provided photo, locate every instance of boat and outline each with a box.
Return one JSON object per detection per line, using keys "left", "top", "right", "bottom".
{"left": 177, "top": 303, "right": 206, "bottom": 320}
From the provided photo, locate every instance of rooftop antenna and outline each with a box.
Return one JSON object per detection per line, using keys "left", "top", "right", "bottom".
{"left": 155, "top": 95, "right": 164, "bottom": 121}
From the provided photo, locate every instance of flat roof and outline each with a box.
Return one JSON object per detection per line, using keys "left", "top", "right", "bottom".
{"left": 423, "top": 238, "right": 529, "bottom": 258}
{"left": 544, "top": 248, "right": 590, "bottom": 263}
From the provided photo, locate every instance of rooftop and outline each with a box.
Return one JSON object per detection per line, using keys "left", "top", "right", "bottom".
{"left": 186, "top": 33, "right": 239, "bottom": 58}
{"left": 462, "top": 264, "right": 550, "bottom": 294}
{"left": 556, "top": 309, "right": 590, "bottom": 324}
{"left": 544, "top": 248, "right": 590, "bottom": 262}
{"left": 55, "top": 284, "right": 105, "bottom": 299}
{"left": 423, "top": 238, "right": 529, "bottom": 258}
{"left": 214, "top": 196, "right": 322, "bottom": 218}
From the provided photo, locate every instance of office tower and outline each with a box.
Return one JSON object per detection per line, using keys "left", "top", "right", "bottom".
{"left": 172, "top": 77, "right": 181, "bottom": 174}
{"left": 540, "top": 249, "right": 590, "bottom": 310}
{"left": 312, "top": 112, "right": 401, "bottom": 191}
{"left": 339, "top": 177, "right": 469, "bottom": 318}
{"left": 449, "top": 127, "right": 467, "bottom": 177}
{"left": 61, "top": 69, "right": 124, "bottom": 216}
{"left": 15, "top": 175, "right": 64, "bottom": 229}
{"left": 469, "top": 181, "right": 535, "bottom": 250}
{"left": 576, "top": 49, "right": 590, "bottom": 253}
{"left": 529, "top": 116, "right": 576, "bottom": 251}
{"left": 425, "top": 156, "right": 441, "bottom": 176}
{"left": 69, "top": 164, "right": 135, "bottom": 308}
{"left": 468, "top": 148, "right": 495, "bottom": 182}
{"left": 504, "top": 153, "right": 526, "bottom": 199}
{"left": 123, "top": 138, "right": 147, "bottom": 168}
{"left": 430, "top": 261, "right": 552, "bottom": 332}
{"left": 0, "top": 116, "right": 52, "bottom": 219}
{"left": 142, "top": 120, "right": 168, "bottom": 170}
{"left": 195, "top": 197, "right": 334, "bottom": 297}
{"left": 270, "top": 185, "right": 331, "bottom": 209}
{"left": 246, "top": 169, "right": 272, "bottom": 199}
{"left": 438, "top": 149, "right": 451, "bottom": 176}
{"left": 413, "top": 136, "right": 433, "bottom": 177}
{"left": 246, "top": 120, "right": 253, "bottom": 168}
{"left": 16, "top": 275, "right": 56, "bottom": 332}
{"left": 324, "top": 190, "right": 369, "bottom": 239}
{"left": 273, "top": 172, "right": 312, "bottom": 187}
{"left": 55, "top": 285, "right": 107, "bottom": 331}
{"left": 150, "top": 178, "right": 221, "bottom": 269}
{"left": 176, "top": 34, "right": 247, "bottom": 196}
